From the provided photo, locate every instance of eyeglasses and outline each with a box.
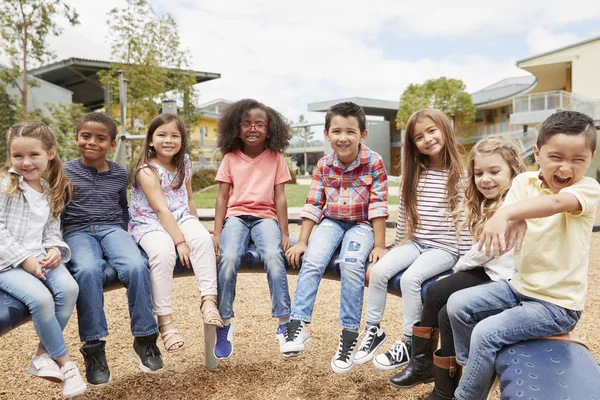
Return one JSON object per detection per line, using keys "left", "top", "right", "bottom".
{"left": 238, "top": 122, "right": 268, "bottom": 131}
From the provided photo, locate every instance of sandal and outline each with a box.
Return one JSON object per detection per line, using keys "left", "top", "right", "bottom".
{"left": 158, "top": 320, "right": 185, "bottom": 353}
{"left": 201, "top": 297, "right": 224, "bottom": 328}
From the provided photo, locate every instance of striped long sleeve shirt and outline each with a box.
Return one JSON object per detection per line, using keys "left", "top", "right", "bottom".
{"left": 393, "top": 169, "right": 471, "bottom": 257}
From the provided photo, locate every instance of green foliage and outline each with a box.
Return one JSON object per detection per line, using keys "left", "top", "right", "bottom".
{"left": 292, "top": 114, "right": 314, "bottom": 141}
{"left": 0, "top": 85, "right": 18, "bottom": 162}
{"left": 396, "top": 77, "right": 476, "bottom": 133}
{"left": 0, "top": 0, "right": 78, "bottom": 116}
{"left": 191, "top": 169, "right": 217, "bottom": 191}
{"left": 284, "top": 155, "right": 297, "bottom": 184}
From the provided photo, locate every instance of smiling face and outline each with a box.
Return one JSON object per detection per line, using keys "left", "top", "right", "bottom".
{"left": 324, "top": 115, "right": 367, "bottom": 167}
{"left": 10, "top": 137, "right": 55, "bottom": 186}
{"left": 534, "top": 133, "right": 595, "bottom": 193}
{"left": 473, "top": 152, "right": 513, "bottom": 199}
{"left": 75, "top": 121, "right": 116, "bottom": 165}
{"left": 412, "top": 117, "right": 446, "bottom": 166}
{"left": 238, "top": 108, "right": 269, "bottom": 153}
{"left": 150, "top": 120, "right": 183, "bottom": 160}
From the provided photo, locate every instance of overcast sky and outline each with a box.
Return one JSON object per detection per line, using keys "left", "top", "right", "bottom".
{"left": 41, "top": 0, "right": 600, "bottom": 125}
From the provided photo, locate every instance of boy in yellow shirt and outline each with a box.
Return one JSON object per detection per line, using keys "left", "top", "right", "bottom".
{"left": 447, "top": 110, "right": 600, "bottom": 400}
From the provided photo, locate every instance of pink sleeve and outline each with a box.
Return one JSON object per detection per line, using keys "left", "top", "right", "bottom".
{"left": 215, "top": 153, "right": 232, "bottom": 183}
{"left": 274, "top": 153, "right": 292, "bottom": 185}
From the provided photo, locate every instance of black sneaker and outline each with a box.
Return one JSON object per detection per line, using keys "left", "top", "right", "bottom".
{"left": 132, "top": 332, "right": 164, "bottom": 374}
{"left": 80, "top": 341, "right": 112, "bottom": 388}
{"left": 373, "top": 340, "right": 411, "bottom": 371}
{"left": 354, "top": 325, "right": 387, "bottom": 364}
{"left": 330, "top": 329, "right": 359, "bottom": 374}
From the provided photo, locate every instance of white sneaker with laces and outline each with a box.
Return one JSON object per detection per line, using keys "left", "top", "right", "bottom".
{"left": 60, "top": 361, "right": 87, "bottom": 398}
{"left": 280, "top": 320, "right": 310, "bottom": 354}
{"left": 373, "top": 340, "right": 411, "bottom": 371}
{"left": 354, "top": 325, "right": 387, "bottom": 364}
{"left": 331, "top": 329, "right": 359, "bottom": 374}
{"left": 27, "top": 353, "right": 63, "bottom": 383}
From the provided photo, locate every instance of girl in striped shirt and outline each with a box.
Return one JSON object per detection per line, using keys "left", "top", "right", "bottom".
{"left": 354, "top": 108, "right": 471, "bottom": 371}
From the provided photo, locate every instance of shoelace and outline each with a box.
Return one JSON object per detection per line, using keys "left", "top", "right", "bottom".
{"left": 358, "top": 327, "right": 377, "bottom": 352}
{"left": 142, "top": 342, "right": 161, "bottom": 358}
{"left": 88, "top": 353, "right": 108, "bottom": 372}
{"left": 285, "top": 323, "right": 302, "bottom": 342}
{"left": 216, "top": 327, "right": 229, "bottom": 342}
{"left": 388, "top": 341, "right": 408, "bottom": 362}
{"left": 336, "top": 334, "right": 357, "bottom": 362}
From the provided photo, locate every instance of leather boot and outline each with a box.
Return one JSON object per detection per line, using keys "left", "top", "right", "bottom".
{"left": 425, "top": 349, "right": 462, "bottom": 400}
{"left": 389, "top": 322, "right": 439, "bottom": 388}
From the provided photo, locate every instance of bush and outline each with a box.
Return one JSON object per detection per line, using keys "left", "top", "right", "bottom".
{"left": 285, "top": 156, "right": 297, "bottom": 184}
{"left": 192, "top": 169, "right": 217, "bottom": 191}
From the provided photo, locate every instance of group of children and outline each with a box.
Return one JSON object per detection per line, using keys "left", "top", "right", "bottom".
{"left": 0, "top": 96, "right": 598, "bottom": 400}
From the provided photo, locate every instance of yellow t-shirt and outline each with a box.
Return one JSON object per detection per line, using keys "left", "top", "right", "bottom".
{"left": 507, "top": 171, "right": 600, "bottom": 311}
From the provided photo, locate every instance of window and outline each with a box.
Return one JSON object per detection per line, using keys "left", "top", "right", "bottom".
{"left": 475, "top": 110, "right": 483, "bottom": 123}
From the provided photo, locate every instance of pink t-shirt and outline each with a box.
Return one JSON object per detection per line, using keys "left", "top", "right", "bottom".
{"left": 216, "top": 149, "right": 291, "bottom": 220}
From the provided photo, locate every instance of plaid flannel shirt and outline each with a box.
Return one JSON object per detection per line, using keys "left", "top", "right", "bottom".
{"left": 0, "top": 170, "right": 70, "bottom": 272}
{"left": 300, "top": 144, "right": 388, "bottom": 224}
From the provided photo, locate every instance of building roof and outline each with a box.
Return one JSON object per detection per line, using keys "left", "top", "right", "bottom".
{"left": 308, "top": 97, "right": 399, "bottom": 117}
{"left": 471, "top": 76, "right": 536, "bottom": 107}
{"left": 29, "top": 57, "right": 221, "bottom": 110}
{"left": 517, "top": 36, "right": 600, "bottom": 64}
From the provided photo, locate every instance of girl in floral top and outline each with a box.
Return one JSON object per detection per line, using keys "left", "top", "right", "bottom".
{"left": 129, "top": 113, "right": 222, "bottom": 353}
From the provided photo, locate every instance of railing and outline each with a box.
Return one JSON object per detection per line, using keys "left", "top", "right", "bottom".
{"left": 513, "top": 90, "right": 572, "bottom": 113}
{"left": 472, "top": 122, "right": 523, "bottom": 136}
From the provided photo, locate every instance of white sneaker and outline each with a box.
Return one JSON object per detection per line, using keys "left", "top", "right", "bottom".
{"left": 354, "top": 325, "right": 387, "bottom": 364}
{"left": 331, "top": 329, "right": 359, "bottom": 374}
{"left": 373, "top": 340, "right": 411, "bottom": 371}
{"left": 27, "top": 353, "right": 63, "bottom": 383}
{"left": 60, "top": 361, "right": 87, "bottom": 398}
{"left": 280, "top": 320, "right": 310, "bottom": 355}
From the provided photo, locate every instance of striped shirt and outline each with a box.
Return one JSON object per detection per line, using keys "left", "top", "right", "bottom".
{"left": 393, "top": 169, "right": 471, "bottom": 257}
{"left": 299, "top": 144, "right": 388, "bottom": 224}
{"left": 62, "top": 158, "right": 130, "bottom": 236}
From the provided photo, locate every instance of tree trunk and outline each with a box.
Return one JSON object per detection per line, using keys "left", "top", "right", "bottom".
{"left": 19, "top": 0, "right": 28, "bottom": 118}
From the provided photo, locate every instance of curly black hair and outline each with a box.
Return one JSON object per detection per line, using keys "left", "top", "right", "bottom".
{"left": 217, "top": 99, "right": 291, "bottom": 154}
{"left": 76, "top": 112, "right": 118, "bottom": 141}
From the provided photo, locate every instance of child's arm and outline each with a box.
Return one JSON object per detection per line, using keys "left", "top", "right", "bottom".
{"left": 40, "top": 214, "right": 71, "bottom": 268}
{"left": 367, "top": 154, "right": 389, "bottom": 261}
{"left": 137, "top": 167, "right": 191, "bottom": 268}
{"left": 274, "top": 183, "right": 292, "bottom": 251}
{"left": 213, "top": 182, "right": 231, "bottom": 257}
{"left": 480, "top": 192, "right": 581, "bottom": 257}
{"left": 186, "top": 178, "right": 198, "bottom": 218}
{"left": 369, "top": 217, "right": 386, "bottom": 264}
{"left": 286, "top": 218, "right": 316, "bottom": 269}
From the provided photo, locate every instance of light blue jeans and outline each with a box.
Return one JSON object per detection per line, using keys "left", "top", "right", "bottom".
{"left": 447, "top": 280, "right": 581, "bottom": 400}
{"left": 291, "top": 218, "right": 374, "bottom": 330}
{"left": 218, "top": 216, "right": 290, "bottom": 320}
{"left": 0, "top": 255, "right": 78, "bottom": 359}
{"left": 366, "top": 240, "right": 457, "bottom": 336}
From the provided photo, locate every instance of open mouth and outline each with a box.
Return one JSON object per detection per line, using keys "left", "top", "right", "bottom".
{"left": 553, "top": 175, "right": 571, "bottom": 186}
{"left": 481, "top": 185, "right": 497, "bottom": 191}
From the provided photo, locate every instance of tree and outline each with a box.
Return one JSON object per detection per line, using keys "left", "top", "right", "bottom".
{"left": 0, "top": 86, "right": 18, "bottom": 161}
{"left": 0, "top": 0, "right": 78, "bottom": 117}
{"left": 396, "top": 77, "right": 476, "bottom": 134}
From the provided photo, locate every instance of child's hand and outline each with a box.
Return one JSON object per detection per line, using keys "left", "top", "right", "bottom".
{"left": 281, "top": 235, "right": 292, "bottom": 252}
{"left": 176, "top": 242, "right": 192, "bottom": 268}
{"left": 478, "top": 212, "right": 509, "bottom": 257}
{"left": 212, "top": 235, "right": 221, "bottom": 257}
{"left": 41, "top": 249, "right": 61, "bottom": 269}
{"left": 286, "top": 243, "right": 307, "bottom": 269}
{"left": 505, "top": 220, "right": 527, "bottom": 252}
{"left": 22, "top": 256, "right": 46, "bottom": 280}
{"left": 368, "top": 246, "right": 386, "bottom": 266}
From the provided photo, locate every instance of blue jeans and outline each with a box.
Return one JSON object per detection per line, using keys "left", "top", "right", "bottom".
{"left": 291, "top": 218, "right": 374, "bottom": 330}
{"left": 0, "top": 256, "right": 78, "bottom": 359}
{"left": 218, "top": 216, "right": 290, "bottom": 320}
{"left": 447, "top": 280, "right": 581, "bottom": 400}
{"left": 366, "top": 240, "right": 457, "bottom": 336}
{"left": 65, "top": 224, "right": 158, "bottom": 342}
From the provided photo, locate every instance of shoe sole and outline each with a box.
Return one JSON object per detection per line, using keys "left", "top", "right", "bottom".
{"left": 331, "top": 358, "right": 355, "bottom": 374}
{"left": 354, "top": 335, "right": 387, "bottom": 365}
{"left": 372, "top": 357, "right": 408, "bottom": 371}
{"left": 389, "top": 376, "right": 434, "bottom": 389}
{"left": 131, "top": 348, "right": 164, "bottom": 374}
{"left": 86, "top": 373, "right": 112, "bottom": 389}
{"left": 281, "top": 351, "right": 301, "bottom": 359}
{"left": 64, "top": 383, "right": 87, "bottom": 398}
{"left": 214, "top": 324, "right": 234, "bottom": 360}
{"left": 27, "top": 368, "right": 63, "bottom": 384}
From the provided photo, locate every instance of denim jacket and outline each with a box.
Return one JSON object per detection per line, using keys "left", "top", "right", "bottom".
{"left": 0, "top": 170, "right": 70, "bottom": 272}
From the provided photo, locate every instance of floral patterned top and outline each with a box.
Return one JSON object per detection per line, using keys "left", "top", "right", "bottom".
{"left": 128, "top": 154, "right": 195, "bottom": 243}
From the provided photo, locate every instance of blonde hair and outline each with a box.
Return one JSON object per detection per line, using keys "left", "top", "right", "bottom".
{"left": 461, "top": 136, "right": 526, "bottom": 241}
{"left": 2, "top": 121, "right": 72, "bottom": 218}
{"left": 399, "top": 108, "right": 465, "bottom": 241}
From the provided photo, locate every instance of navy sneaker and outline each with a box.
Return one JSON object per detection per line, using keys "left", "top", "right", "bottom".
{"left": 214, "top": 323, "right": 234, "bottom": 359}
{"left": 354, "top": 325, "right": 387, "bottom": 364}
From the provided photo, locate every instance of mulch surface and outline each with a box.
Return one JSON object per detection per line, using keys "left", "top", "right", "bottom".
{"left": 2, "top": 215, "right": 600, "bottom": 400}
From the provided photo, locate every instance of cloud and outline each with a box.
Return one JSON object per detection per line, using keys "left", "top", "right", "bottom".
{"left": 526, "top": 27, "right": 580, "bottom": 55}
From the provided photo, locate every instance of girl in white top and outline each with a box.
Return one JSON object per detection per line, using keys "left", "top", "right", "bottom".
{"left": 354, "top": 108, "right": 471, "bottom": 370}
{"left": 0, "top": 121, "right": 86, "bottom": 398}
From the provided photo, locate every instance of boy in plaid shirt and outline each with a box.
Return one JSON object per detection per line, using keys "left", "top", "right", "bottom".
{"left": 281, "top": 102, "right": 388, "bottom": 373}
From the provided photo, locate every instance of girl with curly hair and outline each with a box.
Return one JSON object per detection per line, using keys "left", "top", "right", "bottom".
{"left": 212, "top": 99, "right": 293, "bottom": 359}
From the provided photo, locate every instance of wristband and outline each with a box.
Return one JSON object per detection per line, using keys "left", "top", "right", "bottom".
{"left": 174, "top": 240, "right": 186, "bottom": 246}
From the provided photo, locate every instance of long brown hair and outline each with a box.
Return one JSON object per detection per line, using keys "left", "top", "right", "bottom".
{"left": 461, "top": 136, "right": 526, "bottom": 241}
{"left": 2, "top": 121, "right": 72, "bottom": 218}
{"left": 400, "top": 108, "right": 465, "bottom": 241}
{"left": 132, "top": 113, "right": 187, "bottom": 189}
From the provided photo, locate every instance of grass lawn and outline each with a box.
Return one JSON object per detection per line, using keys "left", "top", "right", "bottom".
{"left": 193, "top": 184, "right": 399, "bottom": 209}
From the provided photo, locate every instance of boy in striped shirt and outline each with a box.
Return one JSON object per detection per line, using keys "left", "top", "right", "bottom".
{"left": 281, "top": 102, "right": 389, "bottom": 373}
{"left": 61, "top": 113, "right": 163, "bottom": 388}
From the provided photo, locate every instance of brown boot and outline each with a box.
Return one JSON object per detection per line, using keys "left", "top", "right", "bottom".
{"left": 425, "top": 349, "right": 462, "bottom": 400}
{"left": 389, "top": 322, "right": 439, "bottom": 388}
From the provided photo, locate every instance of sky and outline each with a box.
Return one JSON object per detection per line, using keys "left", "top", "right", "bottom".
{"left": 37, "top": 0, "right": 600, "bottom": 127}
